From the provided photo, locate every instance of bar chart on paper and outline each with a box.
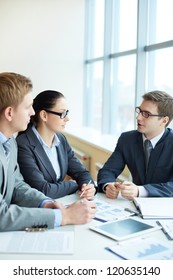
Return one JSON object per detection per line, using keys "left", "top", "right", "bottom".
{"left": 106, "top": 237, "right": 173, "bottom": 259}
{"left": 137, "top": 243, "right": 169, "bottom": 258}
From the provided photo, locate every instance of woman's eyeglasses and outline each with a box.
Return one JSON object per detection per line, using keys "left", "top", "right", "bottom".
{"left": 45, "top": 109, "right": 69, "bottom": 119}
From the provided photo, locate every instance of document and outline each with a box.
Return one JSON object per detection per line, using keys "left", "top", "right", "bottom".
{"left": 106, "top": 237, "right": 173, "bottom": 260}
{"left": 94, "top": 199, "right": 134, "bottom": 222}
{"left": 0, "top": 230, "right": 74, "bottom": 254}
{"left": 133, "top": 197, "right": 173, "bottom": 219}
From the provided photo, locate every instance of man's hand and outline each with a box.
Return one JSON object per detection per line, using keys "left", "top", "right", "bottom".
{"left": 105, "top": 183, "right": 119, "bottom": 199}
{"left": 61, "top": 199, "right": 97, "bottom": 225}
{"left": 116, "top": 181, "right": 139, "bottom": 200}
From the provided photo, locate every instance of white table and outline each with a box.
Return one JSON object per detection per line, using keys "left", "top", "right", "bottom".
{"left": 0, "top": 193, "right": 171, "bottom": 260}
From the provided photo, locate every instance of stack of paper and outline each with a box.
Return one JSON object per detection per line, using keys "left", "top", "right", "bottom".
{"left": 0, "top": 230, "right": 74, "bottom": 254}
{"left": 133, "top": 197, "right": 173, "bottom": 219}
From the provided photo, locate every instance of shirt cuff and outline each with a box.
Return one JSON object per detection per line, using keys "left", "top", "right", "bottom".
{"left": 53, "top": 209, "right": 62, "bottom": 227}
{"left": 38, "top": 199, "right": 54, "bottom": 208}
{"left": 102, "top": 182, "right": 114, "bottom": 193}
{"left": 138, "top": 186, "right": 149, "bottom": 197}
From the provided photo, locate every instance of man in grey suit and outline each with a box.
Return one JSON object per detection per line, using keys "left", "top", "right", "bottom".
{"left": 98, "top": 90, "right": 173, "bottom": 200}
{"left": 0, "top": 72, "right": 96, "bottom": 231}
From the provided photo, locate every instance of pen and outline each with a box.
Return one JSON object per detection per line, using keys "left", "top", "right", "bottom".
{"left": 25, "top": 225, "right": 48, "bottom": 232}
{"left": 25, "top": 227, "right": 47, "bottom": 232}
{"left": 124, "top": 207, "right": 142, "bottom": 217}
{"left": 80, "top": 180, "right": 92, "bottom": 198}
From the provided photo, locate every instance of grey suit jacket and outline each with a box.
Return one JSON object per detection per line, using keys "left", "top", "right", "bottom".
{"left": 0, "top": 137, "right": 55, "bottom": 231}
{"left": 98, "top": 128, "right": 173, "bottom": 197}
{"left": 16, "top": 127, "right": 96, "bottom": 199}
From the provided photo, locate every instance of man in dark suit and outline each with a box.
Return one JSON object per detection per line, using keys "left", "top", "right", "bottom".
{"left": 97, "top": 90, "right": 173, "bottom": 200}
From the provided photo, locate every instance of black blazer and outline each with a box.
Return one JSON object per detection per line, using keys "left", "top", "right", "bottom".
{"left": 16, "top": 127, "right": 96, "bottom": 199}
{"left": 97, "top": 128, "right": 173, "bottom": 197}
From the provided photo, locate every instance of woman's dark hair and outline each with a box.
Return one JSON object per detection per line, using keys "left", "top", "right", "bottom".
{"left": 32, "top": 90, "right": 64, "bottom": 124}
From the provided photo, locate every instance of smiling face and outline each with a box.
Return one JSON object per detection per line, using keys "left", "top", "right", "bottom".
{"left": 136, "top": 100, "right": 168, "bottom": 139}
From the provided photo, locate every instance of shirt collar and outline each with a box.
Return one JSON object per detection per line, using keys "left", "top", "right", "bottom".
{"left": 0, "top": 132, "right": 10, "bottom": 145}
{"left": 31, "top": 125, "right": 60, "bottom": 148}
{"left": 142, "top": 129, "right": 165, "bottom": 148}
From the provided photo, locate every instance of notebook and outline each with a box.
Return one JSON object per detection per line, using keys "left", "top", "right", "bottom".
{"left": 157, "top": 220, "right": 173, "bottom": 240}
{"left": 133, "top": 197, "right": 173, "bottom": 219}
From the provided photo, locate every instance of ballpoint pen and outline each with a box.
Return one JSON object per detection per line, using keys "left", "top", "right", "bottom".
{"left": 80, "top": 180, "right": 92, "bottom": 198}
{"left": 124, "top": 207, "right": 142, "bottom": 217}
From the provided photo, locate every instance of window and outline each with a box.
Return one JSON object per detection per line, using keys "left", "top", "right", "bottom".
{"left": 84, "top": 0, "right": 173, "bottom": 135}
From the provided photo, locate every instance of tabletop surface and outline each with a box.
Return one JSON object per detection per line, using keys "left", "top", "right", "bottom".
{"left": 0, "top": 193, "right": 171, "bottom": 260}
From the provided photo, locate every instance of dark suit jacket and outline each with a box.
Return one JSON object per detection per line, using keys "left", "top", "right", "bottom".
{"left": 97, "top": 128, "right": 173, "bottom": 197}
{"left": 16, "top": 127, "right": 95, "bottom": 199}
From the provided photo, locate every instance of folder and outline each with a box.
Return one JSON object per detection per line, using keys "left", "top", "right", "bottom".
{"left": 133, "top": 197, "right": 173, "bottom": 219}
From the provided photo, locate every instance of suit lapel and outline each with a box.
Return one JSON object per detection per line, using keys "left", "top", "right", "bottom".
{"left": 56, "top": 144, "right": 65, "bottom": 180}
{"left": 0, "top": 145, "right": 8, "bottom": 196}
{"left": 26, "top": 128, "right": 57, "bottom": 182}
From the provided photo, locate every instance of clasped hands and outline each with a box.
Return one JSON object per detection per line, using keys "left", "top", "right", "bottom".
{"left": 105, "top": 181, "right": 139, "bottom": 201}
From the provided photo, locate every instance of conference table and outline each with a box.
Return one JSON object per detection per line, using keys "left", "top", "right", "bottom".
{"left": 0, "top": 192, "right": 172, "bottom": 260}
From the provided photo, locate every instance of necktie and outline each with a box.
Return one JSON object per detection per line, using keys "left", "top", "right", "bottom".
{"left": 144, "top": 139, "right": 152, "bottom": 172}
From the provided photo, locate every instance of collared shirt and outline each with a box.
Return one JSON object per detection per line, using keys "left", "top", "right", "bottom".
{"left": 142, "top": 130, "right": 165, "bottom": 149}
{"left": 32, "top": 125, "right": 61, "bottom": 180}
{"left": 0, "top": 132, "right": 10, "bottom": 155}
{"left": 32, "top": 125, "right": 62, "bottom": 226}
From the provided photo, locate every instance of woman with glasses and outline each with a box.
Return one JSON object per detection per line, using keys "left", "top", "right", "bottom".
{"left": 97, "top": 90, "right": 173, "bottom": 199}
{"left": 16, "top": 90, "right": 96, "bottom": 199}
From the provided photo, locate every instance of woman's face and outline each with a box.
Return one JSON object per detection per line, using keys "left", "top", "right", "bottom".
{"left": 43, "top": 97, "right": 69, "bottom": 133}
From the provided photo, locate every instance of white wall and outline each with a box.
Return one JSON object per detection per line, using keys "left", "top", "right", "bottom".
{"left": 0, "top": 0, "right": 85, "bottom": 127}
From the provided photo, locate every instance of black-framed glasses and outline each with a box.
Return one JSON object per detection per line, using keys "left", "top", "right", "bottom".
{"left": 45, "top": 109, "right": 69, "bottom": 119}
{"left": 135, "top": 107, "right": 165, "bottom": 119}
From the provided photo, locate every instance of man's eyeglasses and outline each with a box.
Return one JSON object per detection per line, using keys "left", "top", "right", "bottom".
{"left": 45, "top": 109, "right": 69, "bottom": 119}
{"left": 135, "top": 107, "right": 165, "bottom": 119}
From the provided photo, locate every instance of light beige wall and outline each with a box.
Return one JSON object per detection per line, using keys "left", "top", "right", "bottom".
{"left": 0, "top": 0, "right": 85, "bottom": 127}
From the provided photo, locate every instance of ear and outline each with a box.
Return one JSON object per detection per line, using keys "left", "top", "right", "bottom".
{"left": 162, "top": 116, "right": 169, "bottom": 126}
{"left": 39, "top": 110, "right": 47, "bottom": 122}
{"left": 4, "top": 107, "right": 13, "bottom": 121}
